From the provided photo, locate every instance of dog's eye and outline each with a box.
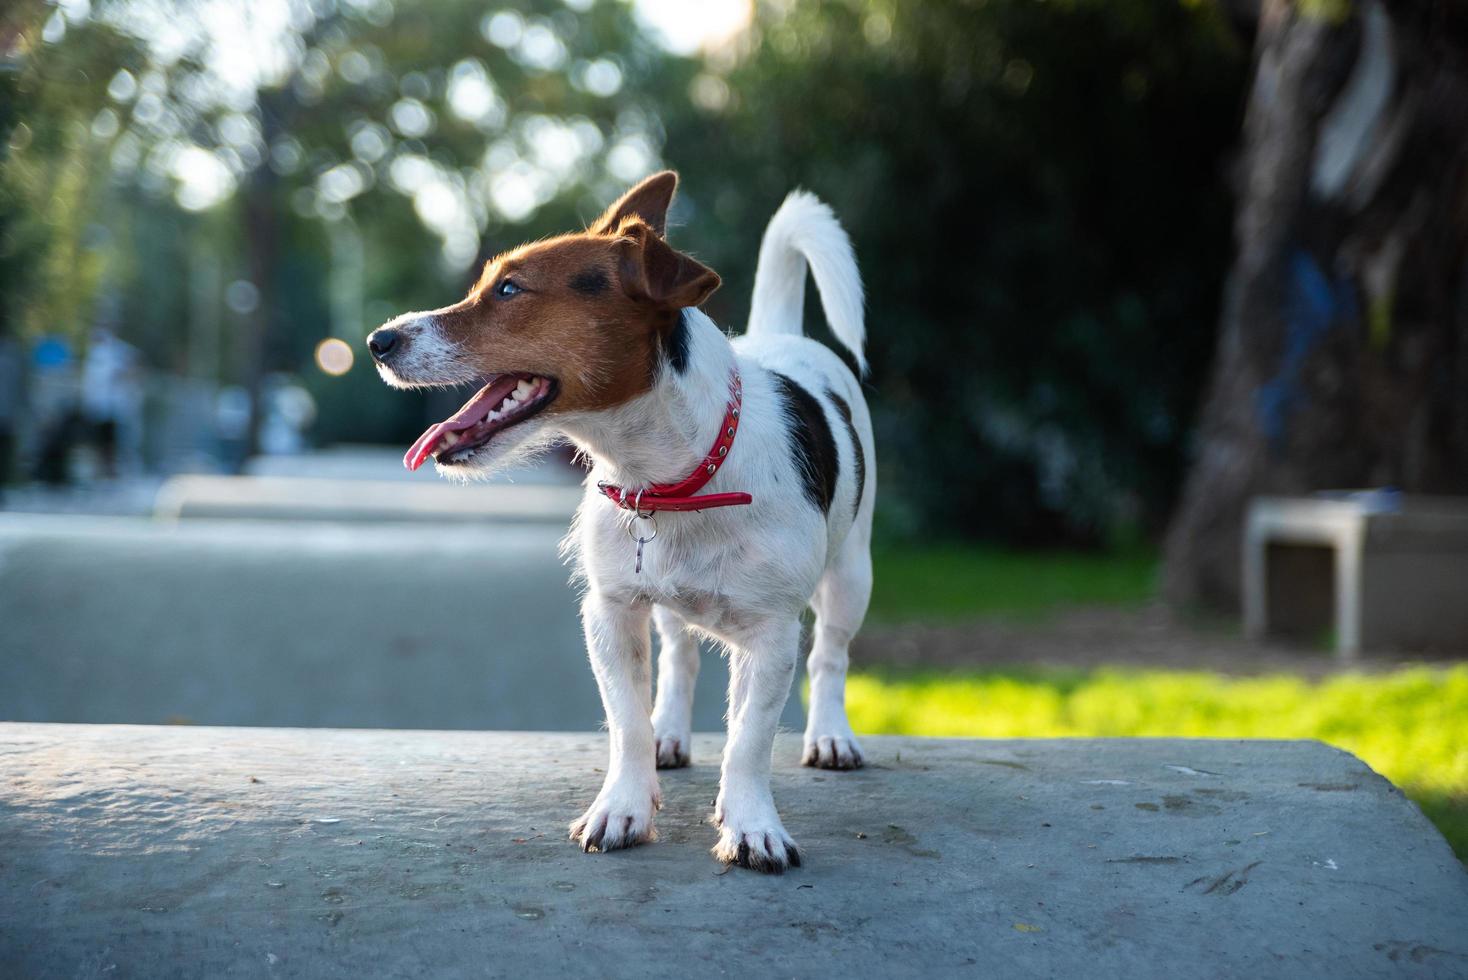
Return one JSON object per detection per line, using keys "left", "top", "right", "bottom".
{"left": 494, "top": 278, "right": 523, "bottom": 298}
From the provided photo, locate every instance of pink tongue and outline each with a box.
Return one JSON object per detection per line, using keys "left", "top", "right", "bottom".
{"left": 404, "top": 375, "right": 522, "bottom": 471}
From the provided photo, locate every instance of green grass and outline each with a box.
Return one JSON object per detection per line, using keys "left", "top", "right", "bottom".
{"left": 832, "top": 666, "right": 1468, "bottom": 863}
{"left": 869, "top": 546, "right": 1157, "bottom": 623}
{"left": 856, "top": 546, "right": 1466, "bottom": 858}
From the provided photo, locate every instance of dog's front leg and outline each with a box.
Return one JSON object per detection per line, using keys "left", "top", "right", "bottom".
{"left": 713, "top": 616, "right": 802, "bottom": 872}
{"left": 569, "top": 592, "right": 660, "bottom": 853}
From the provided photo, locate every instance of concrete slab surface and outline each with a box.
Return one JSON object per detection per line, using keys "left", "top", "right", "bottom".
{"left": 2, "top": 725, "right": 1466, "bottom": 978}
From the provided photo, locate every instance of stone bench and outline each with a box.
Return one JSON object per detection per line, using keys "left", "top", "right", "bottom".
{"left": 1243, "top": 493, "right": 1468, "bottom": 658}
{"left": 3, "top": 725, "right": 1465, "bottom": 977}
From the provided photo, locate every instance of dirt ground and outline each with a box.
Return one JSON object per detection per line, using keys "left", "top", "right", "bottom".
{"left": 852, "top": 603, "right": 1467, "bottom": 677}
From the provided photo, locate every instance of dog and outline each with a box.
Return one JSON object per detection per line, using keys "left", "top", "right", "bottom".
{"left": 367, "top": 172, "right": 873, "bottom": 873}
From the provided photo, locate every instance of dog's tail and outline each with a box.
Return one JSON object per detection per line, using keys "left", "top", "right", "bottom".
{"left": 746, "top": 190, "right": 866, "bottom": 373}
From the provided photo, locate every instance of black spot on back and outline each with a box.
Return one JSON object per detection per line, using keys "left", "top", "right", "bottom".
{"left": 661, "top": 309, "right": 691, "bottom": 374}
{"left": 771, "top": 372, "right": 838, "bottom": 515}
{"left": 569, "top": 268, "right": 609, "bottom": 296}
{"left": 826, "top": 389, "right": 865, "bottom": 516}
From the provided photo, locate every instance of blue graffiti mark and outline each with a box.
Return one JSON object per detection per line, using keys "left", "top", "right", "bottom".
{"left": 1255, "top": 248, "right": 1357, "bottom": 447}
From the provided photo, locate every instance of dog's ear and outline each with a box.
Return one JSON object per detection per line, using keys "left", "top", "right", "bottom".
{"left": 590, "top": 171, "right": 678, "bottom": 238}
{"left": 615, "top": 219, "right": 720, "bottom": 310}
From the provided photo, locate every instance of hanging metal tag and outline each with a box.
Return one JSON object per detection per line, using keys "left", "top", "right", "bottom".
{"left": 627, "top": 512, "right": 657, "bottom": 574}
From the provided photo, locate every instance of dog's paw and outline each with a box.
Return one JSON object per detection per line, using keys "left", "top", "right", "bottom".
{"left": 654, "top": 730, "right": 691, "bottom": 769}
{"left": 712, "top": 791, "right": 800, "bottom": 873}
{"left": 569, "top": 784, "right": 659, "bottom": 853}
{"left": 802, "top": 731, "right": 865, "bottom": 770}
{"left": 712, "top": 821, "right": 801, "bottom": 873}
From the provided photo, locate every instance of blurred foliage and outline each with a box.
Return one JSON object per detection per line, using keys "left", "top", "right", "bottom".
{"left": 868, "top": 545, "right": 1156, "bottom": 623}
{"left": 1, "top": 0, "right": 1249, "bottom": 543}
{"left": 658, "top": 0, "right": 1249, "bottom": 544}
{"left": 0, "top": 2, "right": 128, "bottom": 340}
{"left": 2, "top": 0, "right": 674, "bottom": 442}
{"left": 834, "top": 665, "right": 1468, "bottom": 863}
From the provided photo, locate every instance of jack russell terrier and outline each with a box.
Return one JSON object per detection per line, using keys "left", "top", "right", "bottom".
{"left": 367, "top": 171, "right": 873, "bottom": 873}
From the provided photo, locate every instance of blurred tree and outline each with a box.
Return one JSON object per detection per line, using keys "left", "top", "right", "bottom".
{"left": 656, "top": 0, "right": 1249, "bottom": 545}
{"left": 4, "top": 0, "right": 672, "bottom": 456}
{"left": 0, "top": 2, "right": 135, "bottom": 342}
{"left": 6, "top": 0, "right": 1265, "bottom": 547}
{"left": 1163, "top": 0, "right": 1468, "bottom": 610}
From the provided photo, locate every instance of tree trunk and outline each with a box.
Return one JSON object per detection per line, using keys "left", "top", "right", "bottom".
{"left": 1163, "top": 0, "right": 1468, "bottom": 611}
{"left": 239, "top": 91, "right": 284, "bottom": 467}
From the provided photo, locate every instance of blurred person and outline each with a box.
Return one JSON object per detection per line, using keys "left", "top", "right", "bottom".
{"left": 260, "top": 374, "right": 317, "bottom": 455}
{"left": 214, "top": 385, "right": 252, "bottom": 472}
{"left": 27, "top": 335, "right": 76, "bottom": 486}
{"left": 79, "top": 326, "right": 142, "bottom": 479}
{"left": 0, "top": 330, "right": 22, "bottom": 502}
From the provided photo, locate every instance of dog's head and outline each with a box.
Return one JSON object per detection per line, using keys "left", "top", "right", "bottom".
{"left": 368, "top": 171, "right": 720, "bottom": 476}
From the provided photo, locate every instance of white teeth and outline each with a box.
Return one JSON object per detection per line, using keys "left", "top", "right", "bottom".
{"left": 441, "top": 432, "right": 460, "bottom": 447}
{"left": 514, "top": 379, "right": 534, "bottom": 399}
{"left": 499, "top": 396, "right": 515, "bottom": 412}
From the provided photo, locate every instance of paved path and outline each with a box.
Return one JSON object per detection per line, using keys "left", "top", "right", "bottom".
{"left": 2, "top": 725, "right": 1465, "bottom": 978}
{"left": 0, "top": 515, "right": 803, "bottom": 732}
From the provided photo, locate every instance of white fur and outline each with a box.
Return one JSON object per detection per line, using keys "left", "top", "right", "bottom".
{"left": 747, "top": 190, "right": 867, "bottom": 373}
{"left": 388, "top": 192, "right": 876, "bottom": 872}
{"left": 372, "top": 309, "right": 481, "bottom": 390}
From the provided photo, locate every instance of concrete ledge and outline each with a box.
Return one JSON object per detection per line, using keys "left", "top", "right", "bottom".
{"left": 153, "top": 474, "right": 583, "bottom": 524}
{"left": 3, "top": 725, "right": 1466, "bottom": 978}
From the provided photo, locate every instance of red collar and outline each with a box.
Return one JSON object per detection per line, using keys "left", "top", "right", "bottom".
{"left": 598, "top": 370, "right": 754, "bottom": 513}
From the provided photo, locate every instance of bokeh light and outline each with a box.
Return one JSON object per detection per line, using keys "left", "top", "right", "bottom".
{"left": 314, "top": 338, "right": 354, "bottom": 376}
{"left": 634, "top": 0, "right": 752, "bottom": 55}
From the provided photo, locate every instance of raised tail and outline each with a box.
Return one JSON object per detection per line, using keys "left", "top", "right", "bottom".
{"left": 746, "top": 190, "right": 866, "bottom": 373}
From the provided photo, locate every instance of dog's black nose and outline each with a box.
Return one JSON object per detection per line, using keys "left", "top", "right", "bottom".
{"left": 367, "top": 327, "right": 400, "bottom": 362}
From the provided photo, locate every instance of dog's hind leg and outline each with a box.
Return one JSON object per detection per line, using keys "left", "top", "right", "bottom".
{"left": 650, "top": 605, "right": 698, "bottom": 768}
{"left": 802, "top": 524, "right": 871, "bottom": 770}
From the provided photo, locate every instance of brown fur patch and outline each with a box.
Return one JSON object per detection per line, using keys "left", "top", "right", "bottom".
{"left": 422, "top": 179, "right": 719, "bottom": 416}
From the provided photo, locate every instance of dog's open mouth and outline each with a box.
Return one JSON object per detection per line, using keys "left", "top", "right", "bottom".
{"left": 404, "top": 373, "right": 559, "bottom": 471}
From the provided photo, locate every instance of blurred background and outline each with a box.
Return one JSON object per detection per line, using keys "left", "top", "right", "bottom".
{"left": 0, "top": 0, "right": 1464, "bottom": 859}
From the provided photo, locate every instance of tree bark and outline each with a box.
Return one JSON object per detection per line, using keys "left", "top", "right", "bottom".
{"left": 1163, "top": 0, "right": 1468, "bottom": 611}
{"left": 238, "top": 86, "right": 289, "bottom": 467}
{"left": 240, "top": 172, "right": 275, "bottom": 466}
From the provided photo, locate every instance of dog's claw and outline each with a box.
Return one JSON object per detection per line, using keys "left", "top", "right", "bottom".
{"left": 569, "top": 786, "right": 658, "bottom": 853}
{"left": 654, "top": 733, "right": 691, "bottom": 769}
{"left": 580, "top": 814, "right": 607, "bottom": 852}
{"left": 714, "top": 824, "right": 801, "bottom": 874}
{"left": 723, "top": 833, "right": 793, "bottom": 874}
{"left": 802, "top": 733, "right": 865, "bottom": 771}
